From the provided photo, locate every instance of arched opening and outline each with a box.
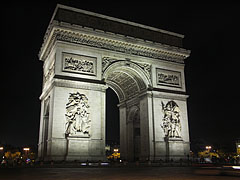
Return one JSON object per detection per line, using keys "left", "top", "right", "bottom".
{"left": 103, "top": 60, "right": 151, "bottom": 161}
{"left": 106, "top": 88, "right": 120, "bottom": 146}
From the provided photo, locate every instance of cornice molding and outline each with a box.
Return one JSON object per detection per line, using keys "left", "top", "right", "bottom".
{"left": 39, "top": 24, "right": 190, "bottom": 63}
{"left": 152, "top": 90, "right": 189, "bottom": 100}
{"left": 53, "top": 78, "right": 107, "bottom": 92}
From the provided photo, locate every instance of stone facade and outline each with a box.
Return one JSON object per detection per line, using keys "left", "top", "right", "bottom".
{"left": 38, "top": 4, "right": 191, "bottom": 162}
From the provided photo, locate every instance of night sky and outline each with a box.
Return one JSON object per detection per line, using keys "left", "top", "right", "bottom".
{"left": 1, "top": 1, "right": 240, "bottom": 151}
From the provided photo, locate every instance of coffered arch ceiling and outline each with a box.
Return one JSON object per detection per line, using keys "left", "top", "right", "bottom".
{"left": 103, "top": 62, "right": 148, "bottom": 102}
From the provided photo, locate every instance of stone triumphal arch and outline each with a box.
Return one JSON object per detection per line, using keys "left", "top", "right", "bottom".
{"left": 38, "top": 5, "right": 191, "bottom": 162}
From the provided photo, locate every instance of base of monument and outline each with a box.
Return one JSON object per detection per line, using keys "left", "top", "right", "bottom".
{"left": 67, "top": 132, "right": 90, "bottom": 138}
{"left": 38, "top": 155, "right": 107, "bottom": 162}
{"left": 152, "top": 156, "right": 188, "bottom": 162}
{"left": 167, "top": 138, "right": 186, "bottom": 161}
{"left": 65, "top": 155, "right": 107, "bottom": 162}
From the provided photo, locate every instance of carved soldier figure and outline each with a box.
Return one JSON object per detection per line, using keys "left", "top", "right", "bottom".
{"left": 65, "top": 92, "right": 91, "bottom": 136}
{"left": 161, "top": 101, "right": 181, "bottom": 138}
{"left": 65, "top": 111, "right": 75, "bottom": 135}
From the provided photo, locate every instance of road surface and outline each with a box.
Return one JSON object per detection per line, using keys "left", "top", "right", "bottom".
{"left": 0, "top": 167, "right": 239, "bottom": 180}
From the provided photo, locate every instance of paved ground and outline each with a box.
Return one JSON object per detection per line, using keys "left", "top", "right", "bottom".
{"left": 0, "top": 167, "right": 239, "bottom": 180}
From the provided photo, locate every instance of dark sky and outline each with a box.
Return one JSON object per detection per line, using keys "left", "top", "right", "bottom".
{"left": 1, "top": 1, "right": 240, "bottom": 150}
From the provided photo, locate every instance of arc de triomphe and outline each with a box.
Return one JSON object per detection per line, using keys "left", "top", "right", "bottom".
{"left": 38, "top": 4, "right": 191, "bottom": 162}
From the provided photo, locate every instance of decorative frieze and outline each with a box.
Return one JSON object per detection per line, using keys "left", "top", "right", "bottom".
{"left": 40, "top": 28, "right": 189, "bottom": 63}
{"left": 62, "top": 52, "right": 96, "bottom": 76}
{"left": 156, "top": 68, "right": 181, "bottom": 88}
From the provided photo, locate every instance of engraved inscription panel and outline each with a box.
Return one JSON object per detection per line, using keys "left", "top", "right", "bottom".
{"left": 62, "top": 53, "right": 97, "bottom": 76}
{"left": 156, "top": 68, "right": 181, "bottom": 88}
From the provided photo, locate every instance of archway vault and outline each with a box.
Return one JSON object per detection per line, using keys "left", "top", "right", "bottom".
{"left": 103, "top": 60, "right": 151, "bottom": 102}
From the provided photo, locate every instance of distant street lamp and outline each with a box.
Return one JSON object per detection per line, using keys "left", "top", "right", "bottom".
{"left": 114, "top": 148, "right": 119, "bottom": 153}
{"left": 206, "top": 146, "right": 212, "bottom": 151}
{"left": 23, "top": 148, "right": 30, "bottom": 156}
{"left": 0, "top": 147, "right": 4, "bottom": 159}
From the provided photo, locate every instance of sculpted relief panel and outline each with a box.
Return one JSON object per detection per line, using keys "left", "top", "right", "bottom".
{"left": 62, "top": 53, "right": 96, "bottom": 76}
{"left": 65, "top": 92, "right": 91, "bottom": 136}
{"left": 156, "top": 68, "right": 181, "bottom": 88}
{"left": 161, "top": 101, "right": 181, "bottom": 138}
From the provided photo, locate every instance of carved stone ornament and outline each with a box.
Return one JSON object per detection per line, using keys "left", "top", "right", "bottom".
{"left": 161, "top": 101, "right": 181, "bottom": 138}
{"left": 40, "top": 28, "right": 189, "bottom": 63}
{"left": 156, "top": 68, "right": 181, "bottom": 88}
{"left": 65, "top": 92, "right": 91, "bottom": 136}
{"left": 102, "top": 56, "right": 151, "bottom": 81}
{"left": 102, "top": 57, "right": 119, "bottom": 72}
{"left": 136, "top": 62, "right": 151, "bottom": 80}
{"left": 62, "top": 53, "right": 96, "bottom": 76}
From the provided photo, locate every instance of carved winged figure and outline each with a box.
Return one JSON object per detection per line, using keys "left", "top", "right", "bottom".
{"left": 65, "top": 92, "right": 91, "bottom": 136}
{"left": 161, "top": 101, "right": 181, "bottom": 138}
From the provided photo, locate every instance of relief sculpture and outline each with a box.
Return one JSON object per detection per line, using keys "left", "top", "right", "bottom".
{"left": 161, "top": 101, "right": 181, "bottom": 138}
{"left": 156, "top": 68, "right": 181, "bottom": 88}
{"left": 158, "top": 73, "right": 179, "bottom": 86}
{"left": 65, "top": 92, "right": 91, "bottom": 136}
{"left": 64, "top": 57, "right": 94, "bottom": 73}
{"left": 63, "top": 53, "right": 96, "bottom": 75}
